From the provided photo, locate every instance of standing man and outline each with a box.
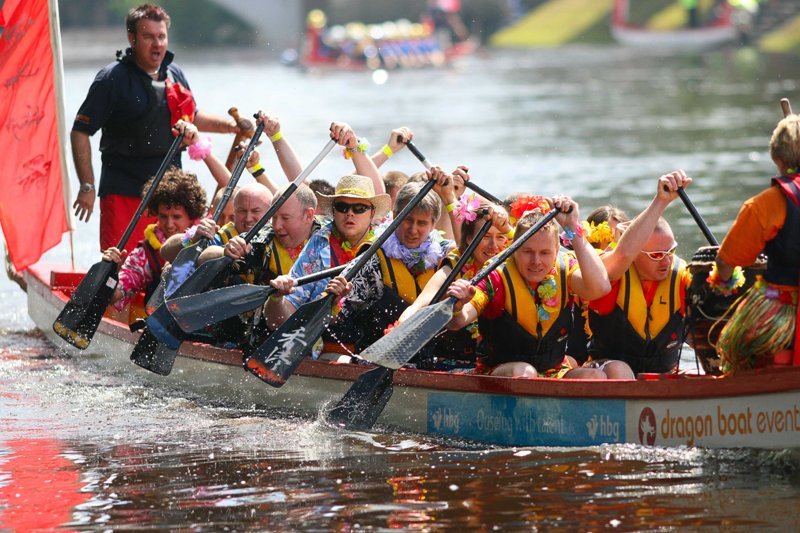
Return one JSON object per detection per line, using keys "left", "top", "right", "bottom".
{"left": 71, "top": 3, "right": 242, "bottom": 253}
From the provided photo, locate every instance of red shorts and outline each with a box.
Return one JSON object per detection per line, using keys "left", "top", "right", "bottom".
{"left": 100, "top": 194, "right": 157, "bottom": 254}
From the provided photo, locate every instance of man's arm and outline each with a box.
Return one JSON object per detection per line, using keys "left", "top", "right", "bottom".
{"left": 193, "top": 110, "right": 238, "bottom": 134}
{"left": 71, "top": 130, "right": 96, "bottom": 222}
{"left": 602, "top": 170, "right": 691, "bottom": 281}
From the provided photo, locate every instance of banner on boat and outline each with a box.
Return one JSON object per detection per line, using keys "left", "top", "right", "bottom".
{"left": 0, "top": 0, "right": 69, "bottom": 271}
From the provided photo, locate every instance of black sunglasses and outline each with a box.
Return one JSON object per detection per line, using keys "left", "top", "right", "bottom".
{"left": 333, "top": 202, "right": 373, "bottom": 215}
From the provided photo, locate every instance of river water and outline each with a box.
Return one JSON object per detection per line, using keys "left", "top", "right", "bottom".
{"left": 2, "top": 39, "right": 800, "bottom": 530}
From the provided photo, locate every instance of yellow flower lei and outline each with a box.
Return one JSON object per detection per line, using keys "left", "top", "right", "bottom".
{"left": 583, "top": 220, "right": 614, "bottom": 250}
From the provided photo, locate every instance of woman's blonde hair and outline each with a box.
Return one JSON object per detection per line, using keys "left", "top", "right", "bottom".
{"left": 770, "top": 114, "right": 800, "bottom": 170}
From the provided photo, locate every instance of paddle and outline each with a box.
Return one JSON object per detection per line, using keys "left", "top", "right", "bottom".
{"left": 244, "top": 178, "right": 439, "bottom": 387}
{"left": 164, "top": 117, "right": 266, "bottom": 300}
{"left": 52, "top": 132, "right": 185, "bottom": 350}
{"left": 328, "top": 212, "right": 494, "bottom": 430}
{"left": 224, "top": 107, "right": 255, "bottom": 172}
{"left": 131, "top": 138, "right": 338, "bottom": 375}
{"left": 357, "top": 205, "right": 561, "bottom": 369}
{"left": 676, "top": 187, "right": 718, "bottom": 247}
{"left": 404, "top": 139, "right": 502, "bottom": 204}
{"left": 781, "top": 97, "right": 793, "bottom": 117}
{"left": 166, "top": 264, "right": 348, "bottom": 333}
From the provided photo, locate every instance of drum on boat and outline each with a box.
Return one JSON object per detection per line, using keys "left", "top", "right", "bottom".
{"left": 685, "top": 246, "right": 766, "bottom": 374}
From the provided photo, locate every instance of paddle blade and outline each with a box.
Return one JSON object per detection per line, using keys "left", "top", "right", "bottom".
{"left": 145, "top": 304, "right": 184, "bottom": 349}
{"left": 145, "top": 276, "right": 167, "bottom": 315}
{"left": 244, "top": 295, "right": 335, "bottom": 387}
{"left": 163, "top": 242, "right": 204, "bottom": 299}
{"left": 327, "top": 367, "right": 394, "bottom": 430}
{"left": 167, "top": 284, "right": 271, "bottom": 333}
{"left": 170, "top": 255, "right": 233, "bottom": 300}
{"left": 53, "top": 260, "right": 118, "bottom": 349}
{"left": 130, "top": 327, "right": 179, "bottom": 376}
{"left": 358, "top": 297, "right": 457, "bottom": 369}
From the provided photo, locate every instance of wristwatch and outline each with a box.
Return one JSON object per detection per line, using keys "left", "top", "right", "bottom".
{"left": 79, "top": 182, "right": 95, "bottom": 193}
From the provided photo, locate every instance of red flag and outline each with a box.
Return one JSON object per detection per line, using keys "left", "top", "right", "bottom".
{"left": 0, "top": 0, "right": 69, "bottom": 271}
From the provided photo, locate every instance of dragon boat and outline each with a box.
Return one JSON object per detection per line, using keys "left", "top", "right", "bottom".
{"left": 25, "top": 262, "right": 800, "bottom": 450}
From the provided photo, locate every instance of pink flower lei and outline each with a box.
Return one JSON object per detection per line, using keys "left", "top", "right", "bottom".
{"left": 187, "top": 136, "right": 213, "bottom": 161}
{"left": 455, "top": 192, "right": 481, "bottom": 224}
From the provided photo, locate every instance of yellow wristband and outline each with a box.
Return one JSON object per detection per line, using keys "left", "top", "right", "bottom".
{"left": 270, "top": 131, "right": 284, "bottom": 143}
{"left": 505, "top": 228, "right": 515, "bottom": 240}
{"left": 382, "top": 144, "right": 393, "bottom": 157}
{"left": 247, "top": 162, "right": 264, "bottom": 175}
{"left": 446, "top": 201, "right": 458, "bottom": 213}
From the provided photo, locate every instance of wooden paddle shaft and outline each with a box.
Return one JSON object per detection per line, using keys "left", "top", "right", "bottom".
{"left": 212, "top": 116, "right": 265, "bottom": 222}
{"left": 781, "top": 98, "right": 793, "bottom": 117}
{"left": 224, "top": 107, "right": 254, "bottom": 172}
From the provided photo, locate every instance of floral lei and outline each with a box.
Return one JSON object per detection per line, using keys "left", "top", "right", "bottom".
{"left": 332, "top": 225, "right": 376, "bottom": 260}
{"left": 382, "top": 230, "right": 449, "bottom": 275}
{"left": 455, "top": 191, "right": 481, "bottom": 224}
{"left": 509, "top": 195, "right": 551, "bottom": 225}
{"left": 529, "top": 266, "right": 559, "bottom": 321}
{"left": 583, "top": 220, "right": 614, "bottom": 249}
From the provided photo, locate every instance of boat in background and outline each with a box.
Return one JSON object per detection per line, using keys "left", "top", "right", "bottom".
{"left": 611, "top": 0, "right": 739, "bottom": 51}
{"left": 286, "top": 9, "right": 478, "bottom": 71}
{"left": 26, "top": 263, "right": 800, "bottom": 450}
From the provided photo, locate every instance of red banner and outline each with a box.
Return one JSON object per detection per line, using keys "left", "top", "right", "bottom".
{"left": 0, "top": 0, "right": 69, "bottom": 271}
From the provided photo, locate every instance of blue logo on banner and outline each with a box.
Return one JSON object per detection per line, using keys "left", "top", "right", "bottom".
{"left": 427, "top": 392, "right": 625, "bottom": 446}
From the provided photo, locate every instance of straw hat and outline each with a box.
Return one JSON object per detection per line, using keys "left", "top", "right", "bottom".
{"left": 315, "top": 174, "right": 392, "bottom": 219}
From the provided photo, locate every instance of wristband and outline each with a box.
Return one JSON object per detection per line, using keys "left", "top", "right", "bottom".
{"left": 505, "top": 228, "right": 515, "bottom": 240}
{"left": 247, "top": 162, "right": 265, "bottom": 178}
{"left": 707, "top": 264, "right": 746, "bottom": 296}
{"left": 381, "top": 144, "right": 394, "bottom": 157}
{"left": 270, "top": 131, "right": 284, "bottom": 143}
{"left": 343, "top": 137, "right": 369, "bottom": 160}
{"left": 446, "top": 201, "right": 458, "bottom": 213}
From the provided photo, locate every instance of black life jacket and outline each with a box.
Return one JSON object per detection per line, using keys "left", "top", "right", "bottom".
{"left": 765, "top": 174, "right": 800, "bottom": 286}
{"left": 587, "top": 260, "right": 685, "bottom": 373}
{"left": 100, "top": 59, "right": 177, "bottom": 159}
{"left": 477, "top": 255, "right": 571, "bottom": 373}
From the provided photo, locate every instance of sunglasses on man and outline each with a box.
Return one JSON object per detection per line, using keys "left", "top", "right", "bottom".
{"left": 639, "top": 244, "right": 678, "bottom": 261}
{"left": 333, "top": 202, "right": 373, "bottom": 215}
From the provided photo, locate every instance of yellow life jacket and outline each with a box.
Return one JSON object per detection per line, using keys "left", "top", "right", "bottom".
{"left": 268, "top": 239, "right": 299, "bottom": 276}
{"left": 377, "top": 249, "right": 436, "bottom": 304}
{"left": 499, "top": 252, "right": 569, "bottom": 338}
{"left": 216, "top": 222, "right": 239, "bottom": 245}
{"left": 617, "top": 259, "right": 686, "bottom": 340}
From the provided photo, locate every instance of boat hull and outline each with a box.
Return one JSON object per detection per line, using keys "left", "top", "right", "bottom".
{"left": 25, "top": 263, "right": 800, "bottom": 449}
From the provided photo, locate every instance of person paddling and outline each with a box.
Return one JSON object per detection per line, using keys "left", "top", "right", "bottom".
{"left": 444, "top": 195, "right": 620, "bottom": 379}
{"left": 585, "top": 171, "right": 694, "bottom": 375}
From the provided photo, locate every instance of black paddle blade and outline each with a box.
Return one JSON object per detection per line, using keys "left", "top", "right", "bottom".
{"left": 130, "top": 326, "right": 179, "bottom": 376}
{"left": 327, "top": 367, "right": 394, "bottom": 430}
{"left": 163, "top": 242, "right": 204, "bottom": 299}
{"left": 167, "top": 284, "right": 271, "bottom": 333}
{"left": 145, "top": 275, "right": 167, "bottom": 315}
{"left": 53, "top": 260, "right": 118, "bottom": 349}
{"left": 244, "top": 295, "right": 335, "bottom": 387}
{"left": 358, "top": 297, "right": 457, "bottom": 369}
{"left": 145, "top": 304, "right": 184, "bottom": 349}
